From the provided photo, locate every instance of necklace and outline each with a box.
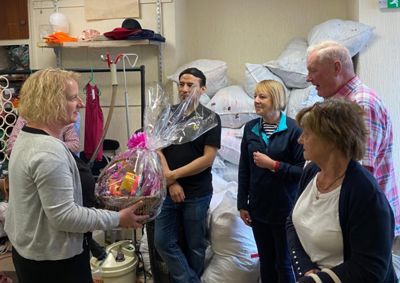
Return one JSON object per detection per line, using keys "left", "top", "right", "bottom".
{"left": 315, "top": 172, "right": 345, "bottom": 200}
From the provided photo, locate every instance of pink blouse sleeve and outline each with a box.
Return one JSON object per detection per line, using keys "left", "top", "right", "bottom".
{"left": 6, "top": 116, "right": 27, "bottom": 156}
{"left": 62, "top": 123, "right": 80, "bottom": 154}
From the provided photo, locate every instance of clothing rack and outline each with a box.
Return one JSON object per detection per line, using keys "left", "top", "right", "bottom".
{"left": 0, "top": 66, "right": 146, "bottom": 127}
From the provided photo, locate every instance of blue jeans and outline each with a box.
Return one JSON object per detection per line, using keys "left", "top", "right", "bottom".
{"left": 154, "top": 194, "right": 211, "bottom": 283}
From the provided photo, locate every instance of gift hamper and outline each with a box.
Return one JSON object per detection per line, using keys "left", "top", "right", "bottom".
{"left": 95, "top": 84, "right": 219, "bottom": 222}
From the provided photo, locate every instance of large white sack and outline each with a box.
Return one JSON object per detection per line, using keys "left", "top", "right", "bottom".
{"left": 221, "top": 126, "right": 245, "bottom": 139}
{"left": 212, "top": 157, "right": 240, "bottom": 184}
{"left": 212, "top": 154, "right": 226, "bottom": 171}
{"left": 210, "top": 191, "right": 257, "bottom": 258}
{"left": 307, "top": 19, "right": 374, "bottom": 57}
{"left": 286, "top": 85, "right": 323, "bottom": 119}
{"left": 244, "top": 63, "right": 287, "bottom": 98}
{"left": 199, "top": 93, "right": 211, "bottom": 106}
{"left": 210, "top": 172, "right": 229, "bottom": 213}
{"left": 212, "top": 170, "right": 238, "bottom": 196}
{"left": 206, "top": 85, "right": 258, "bottom": 129}
{"left": 222, "top": 161, "right": 239, "bottom": 183}
{"left": 204, "top": 245, "right": 214, "bottom": 272}
{"left": 202, "top": 191, "right": 259, "bottom": 283}
{"left": 210, "top": 170, "right": 238, "bottom": 213}
{"left": 219, "top": 127, "right": 244, "bottom": 165}
{"left": 202, "top": 254, "right": 259, "bottom": 283}
{"left": 264, "top": 38, "right": 310, "bottom": 89}
{"left": 168, "top": 59, "right": 229, "bottom": 98}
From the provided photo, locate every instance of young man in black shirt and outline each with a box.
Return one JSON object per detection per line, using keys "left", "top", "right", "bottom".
{"left": 154, "top": 68, "right": 221, "bottom": 283}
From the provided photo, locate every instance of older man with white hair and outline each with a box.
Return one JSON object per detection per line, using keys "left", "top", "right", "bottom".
{"left": 306, "top": 40, "right": 400, "bottom": 236}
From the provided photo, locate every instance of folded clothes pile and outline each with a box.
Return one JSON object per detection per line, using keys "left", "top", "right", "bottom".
{"left": 103, "top": 18, "right": 165, "bottom": 42}
{"left": 45, "top": 32, "right": 77, "bottom": 44}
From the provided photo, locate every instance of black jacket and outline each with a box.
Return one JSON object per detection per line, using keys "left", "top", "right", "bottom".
{"left": 237, "top": 113, "right": 304, "bottom": 224}
{"left": 287, "top": 160, "right": 397, "bottom": 283}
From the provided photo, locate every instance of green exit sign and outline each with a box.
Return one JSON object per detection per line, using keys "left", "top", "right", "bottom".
{"left": 388, "top": 0, "right": 400, "bottom": 8}
{"left": 379, "top": 0, "right": 400, "bottom": 8}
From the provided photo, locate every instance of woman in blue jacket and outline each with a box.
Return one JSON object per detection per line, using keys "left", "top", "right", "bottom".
{"left": 287, "top": 99, "right": 397, "bottom": 283}
{"left": 238, "top": 80, "right": 304, "bottom": 283}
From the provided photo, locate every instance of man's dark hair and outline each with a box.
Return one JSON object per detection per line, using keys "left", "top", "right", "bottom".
{"left": 178, "top": 67, "right": 206, "bottom": 87}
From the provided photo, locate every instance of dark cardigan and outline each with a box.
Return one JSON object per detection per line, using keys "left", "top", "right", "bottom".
{"left": 286, "top": 160, "right": 397, "bottom": 283}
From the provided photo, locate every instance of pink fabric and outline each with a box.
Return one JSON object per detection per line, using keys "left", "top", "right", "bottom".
{"left": 335, "top": 76, "right": 400, "bottom": 235}
{"left": 83, "top": 83, "right": 104, "bottom": 161}
{"left": 6, "top": 117, "right": 79, "bottom": 156}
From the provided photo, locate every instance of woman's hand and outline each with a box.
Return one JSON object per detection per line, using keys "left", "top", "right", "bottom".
{"left": 239, "top": 209, "right": 252, "bottom": 226}
{"left": 294, "top": 269, "right": 321, "bottom": 283}
{"left": 118, "top": 201, "right": 149, "bottom": 229}
{"left": 305, "top": 269, "right": 319, "bottom": 276}
{"left": 253, "top": 151, "right": 274, "bottom": 170}
{"left": 169, "top": 182, "right": 185, "bottom": 203}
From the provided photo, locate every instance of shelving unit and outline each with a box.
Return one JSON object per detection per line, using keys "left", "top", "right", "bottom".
{"left": 37, "top": 39, "right": 162, "bottom": 49}
{"left": 37, "top": 40, "right": 163, "bottom": 84}
{"left": 35, "top": 0, "right": 165, "bottom": 82}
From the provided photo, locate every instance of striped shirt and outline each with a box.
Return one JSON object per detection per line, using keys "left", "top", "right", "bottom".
{"left": 334, "top": 76, "right": 400, "bottom": 235}
{"left": 262, "top": 122, "right": 278, "bottom": 137}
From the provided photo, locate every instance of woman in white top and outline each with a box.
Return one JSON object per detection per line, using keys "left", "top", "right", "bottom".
{"left": 5, "top": 68, "right": 149, "bottom": 283}
{"left": 286, "top": 99, "right": 396, "bottom": 283}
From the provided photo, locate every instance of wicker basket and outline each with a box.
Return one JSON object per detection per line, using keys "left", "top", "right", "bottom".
{"left": 96, "top": 154, "right": 165, "bottom": 220}
{"left": 98, "top": 194, "right": 164, "bottom": 219}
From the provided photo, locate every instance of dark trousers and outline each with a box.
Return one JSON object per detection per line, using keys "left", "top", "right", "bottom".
{"left": 12, "top": 239, "right": 92, "bottom": 283}
{"left": 251, "top": 219, "right": 295, "bottom": 283}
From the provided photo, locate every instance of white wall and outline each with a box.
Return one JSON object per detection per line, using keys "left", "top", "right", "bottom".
{"left": 347, "top": 0, "right": 359, "bottom": 20}
{"left": 180, "top": 0, "right": 350, "bottom": 85}
{"left": 357, "top": 0, "right": 400, "bottom": 189}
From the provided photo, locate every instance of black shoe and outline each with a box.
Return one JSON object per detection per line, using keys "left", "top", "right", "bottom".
{"left": 89, "top": 238, "right": 107, "bottom": 260}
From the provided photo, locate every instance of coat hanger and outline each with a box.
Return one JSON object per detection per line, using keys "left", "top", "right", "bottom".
{"left": 84, "top": 67, "right": 101, "bottom": 99}
{"left": 89, "top": 67, "right": 95, "bottom": 85}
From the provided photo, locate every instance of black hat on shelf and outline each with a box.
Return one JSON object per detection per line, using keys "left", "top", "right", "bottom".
{"left": 122, "top": 18, "right": 142, "bottom": 30}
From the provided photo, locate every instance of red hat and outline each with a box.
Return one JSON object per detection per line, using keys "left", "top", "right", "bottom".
{"left": 104, "top": 18, "right": 142, "bottom": 40}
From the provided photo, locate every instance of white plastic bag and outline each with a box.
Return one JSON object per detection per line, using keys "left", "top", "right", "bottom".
{"left": 264, "top": 38, "right": 310, "bottom": 89}
{"left": 168, "top": 59, "right": 229, "bottom": 98}
{"left": 202, "top": 191, "right": 259, "bottom": 283}
{"left": 308, "top": 19, "right": 374, "bottom": 57}
{"left": 206, "top": 85, "right": 257, "bottom": 129}
{"left": 244, "top": 63, "right": 287, "bottom": 98}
